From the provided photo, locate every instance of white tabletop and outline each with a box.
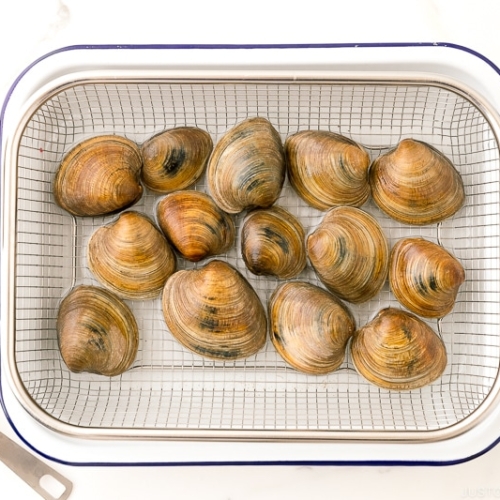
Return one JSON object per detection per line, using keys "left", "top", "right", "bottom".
{"left": 2, "top": 1, "right": 500, "bottom": 498}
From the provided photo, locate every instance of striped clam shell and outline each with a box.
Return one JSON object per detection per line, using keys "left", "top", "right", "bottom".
{"left": 269, "top": 281, "right": 355, "bottom": 375}
{"left": 162, "top": 260, "right": 267, "bottom": 361}
{"left": 285, "top": 130, "right": 371, "bottom": 210}
{"left": 370, "top": 138, "right": 465, "bottom": 225}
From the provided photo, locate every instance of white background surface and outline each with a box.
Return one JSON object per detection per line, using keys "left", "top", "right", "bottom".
{"left": 2, "top": 1, "right": 500, "bottom": 498}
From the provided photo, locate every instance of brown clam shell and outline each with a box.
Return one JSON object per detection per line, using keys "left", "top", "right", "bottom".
{"left": 54, "top": 135, "right": 143, "bottom": 217}
{"left": 207, "top": 117, "right": 285, "bottom": 214}
{"left": 156, "top": 190, "right": 235, "bottom": 262}
{"left": 88, "top": 211, "right": 176, "bottom": 300}
{"left": 162, "top": 260, "right": 267, "bottom": 361}
{"left": 241, "top": 206, "right": 306, "bottom": 279}
{"left": 269, "top": 281, "right": 355, "bottom": 375}
{"left": 141, "top": 127, "right": 213, "bottom": 193}
{"left": 307, "top": 206, "right": 389, "bottom": 303}
{"left": 390, "top": 237, "right": 465, "bottom": 318}
{"left": 57, "top": 285, "right": 139, "bottom": 376}
{"left": 351, "top": 307, "right": 447, "bottom": 390}
{"left": 369, "top": 138, "right": 465, "bottom": 225}
{"left": 285, "top": 130, "right": 371, "bottom": 210}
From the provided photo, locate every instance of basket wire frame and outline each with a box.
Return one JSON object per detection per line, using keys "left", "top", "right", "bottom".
{"left": 12, "top": 81, "right": 500, "bottom": 434}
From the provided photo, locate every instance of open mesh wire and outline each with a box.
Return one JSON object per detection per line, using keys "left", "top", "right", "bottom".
{"left": 12, "top": 81, "right": 500, "bottom": 434}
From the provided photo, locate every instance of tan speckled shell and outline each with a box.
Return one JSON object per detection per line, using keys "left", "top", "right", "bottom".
{"left": 307, "top": 206, "right": 389, "bottom": 304}
{"left": 241, "top": 206, "right": 306, "bottom": 279}
{"left": 162, "top": 260, "right": 267, "bottom": 361}
{"left": 207, "top": 117, "right": 285, "bottom": 214}
{"left": 88, "top": 211, "right": 176, "bottom": 300}
{"left": 57, "top": 285, "right": 139, "bottom": 376}
{"left": 156, "top": 190, "right": 235, "bottom": 262}
{"left": 370, "top": 138, "right": 465, "bottom": 225}
{"left": 54, "top": 135, "right": 143, "bottom": 216}
{"left": 351, "top": 307, "right": 447, "bottom": 390}
{"left": 285, "top": 130, "right": 371, "bottom": 210}
{"left": 389, "top": 237, "right": 465, "bottom": 318}
{"left": 269, "top": 281, "right": 355, "bottom": 375}
{"left": 141, "top": 127, "right": 213, "bottom": 193}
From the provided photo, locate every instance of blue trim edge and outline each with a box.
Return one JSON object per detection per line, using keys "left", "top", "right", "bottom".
{"left": 2, "top": 41, "right": 500, "bottom": 468}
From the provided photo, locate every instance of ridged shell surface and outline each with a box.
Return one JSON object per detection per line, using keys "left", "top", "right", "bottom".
{"left": 390, "top": 237, "right": 465, "bottom": 318}
{"left": 351, "top": 307, "right": 447, "bottom": 390}
{"left": 162, "top": 260, "right": 267, "bottom": 361}
{"left": 269, "top": 281, "right": 355, "bottom": 375}
{"left": 88, "top": 211, "right": 176, "bottom": 300}
{"left": 207, "top": 117, "right": 285, "bottom": 214}
{"left": 54, "top": 135, "right": 143, "bottom": 216}
{"left": 285, "top": 130, "right": 371, "bottom": 210}
{"left": 241, "top": 206, "right": 306, "bottom": 279}
{"left": 141, "top": 127, "right": 213, "bottom": 193}
{"left": 307, "top": 206, "right": 389, "bottom": 303}
{"left": 370, "top": 138, "right": 465, "bottom": 225}
{"left": 57, "top": 285, "right": 139, "bottom": 376}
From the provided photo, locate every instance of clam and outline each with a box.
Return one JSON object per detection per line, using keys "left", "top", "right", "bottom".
{"left": 162, "top": 260, "right": 267, "bottom": 361}
{"left": 57, "top": 285, "right": 139, "bottom": 376}
{"left": 241, "top": 206, "right": 306, "bottom": 279}
{"left": 370, "top": 138, "right": 465, "bottom": 225}
{"left": 269, "top": 281, "right": 355, "bottom": 375}
{"left": 141, "top": 127, "right": 213, "bottom": 193}
{"left": 54, "top": 135, "right": 143, "bottom": 217}
{"left": 156, "top": 190, "right": 235, "bottom": 262}
{"left": 351, "top": 307, "right": 447, "bottom": 390}
{"left": 88, "top": 211, "right": 176, "bottom": 300}
{"left": 207, "top": 117, "right": 285, "bottom": 214}
{"left": 390, "top": 237, "right": 465, "bottom": 318}
{"left": 285, "top": 130, "right": 371, "bottom": 210}
{"left": 307, "top": 206, "right": 389, "bottom": 303}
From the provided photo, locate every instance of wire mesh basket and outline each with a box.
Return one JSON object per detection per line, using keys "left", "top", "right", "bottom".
{"left": 9, "top": 77, "right": 500, "bottom": 439}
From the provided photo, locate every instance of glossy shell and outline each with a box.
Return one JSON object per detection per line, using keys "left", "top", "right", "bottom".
{"left": 53, "top": 135, "right": 143, "bottom": 217}
{"left": 88, "top": 211, "right": 176, "bottom": 300}
{"left": 162, "top": 260, "right": 267, "bottom": 361}
{"left": 241, "top": 206, "right": 306, "bottom": 279}
{"left": 370, "top": 138, "right": 465, "bottom": 225}
{"left": 285, "top": 130, "right": 371, "bottom": 210}
{"left": 57, "top": 285, "right": 139, "bottom": 376}
{"left": 390, "top": 237, "right": 465, "bottom": 318}
{"left": 207, "top": 117, "right": 285, "bottom": 214}
{"left": 269, "top": 281, "right": 355, "bottom": 375}
{"left": 141, "top": 127, "right": 213, "bottom": 193}
{"left": 351, "top": 307, "right": 447, "bottom": 390}
{"left": 156, "top": 190, "right": 235, "bottom": 262}
{"left": 307, "top": 206, "right": 389, "bottom": 303}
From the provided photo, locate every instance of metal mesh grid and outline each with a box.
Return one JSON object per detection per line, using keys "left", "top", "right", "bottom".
{"left": 12, "top": 81, "right": 500, "bottom": 435}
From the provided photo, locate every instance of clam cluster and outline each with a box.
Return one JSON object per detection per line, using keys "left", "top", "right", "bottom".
{"left": 52, "top": 118, "right": 466, "bottom": 390}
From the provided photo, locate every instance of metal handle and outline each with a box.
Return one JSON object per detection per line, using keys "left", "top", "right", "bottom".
{"left": 0, "top": 432, "right": 72, "bottom": 500}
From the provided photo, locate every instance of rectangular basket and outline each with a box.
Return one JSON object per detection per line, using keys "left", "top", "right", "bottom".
{"left": 8, "top": 74, "right": 500, "bottom": 439}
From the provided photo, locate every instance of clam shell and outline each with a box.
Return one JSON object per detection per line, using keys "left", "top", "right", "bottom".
{"left": 370, "top": 138, "right": 465, "bottom": 225}
{"left": 241, "top": 206, "right": 306, "bottom": 279}
{"left": 390, "top": 237, "right": 465, "bottom": 318}
{"left": 141, "top": 127, "right": 213, "bottom": 193}
{"left": 88, "top": 211, "right": 176, "bottom": 300}
{"left": 207, "top": 117, "right": 285, "bottom": 214}
{"left": 162, "top": 260, "right": 267, "bottom": 361}
{"left": 285, "top": 130, "right": 371, "bottom": 210}
{"left": 307, "top": 206, "right": 389, "bottom": 303}
{"left": 57, "top": 285, "right": 139, "bottom": 376}
{"left": 269, "top": 281, "right": 355, "bottom": 375}
{"left": 156, "top": 190, "right": 235, "bottom": 262}
{"left": 54, "top": 135, "right": 143, "bottom": 217}
{"left": 351, "top": 307, "right": 447, "bottom": 390}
